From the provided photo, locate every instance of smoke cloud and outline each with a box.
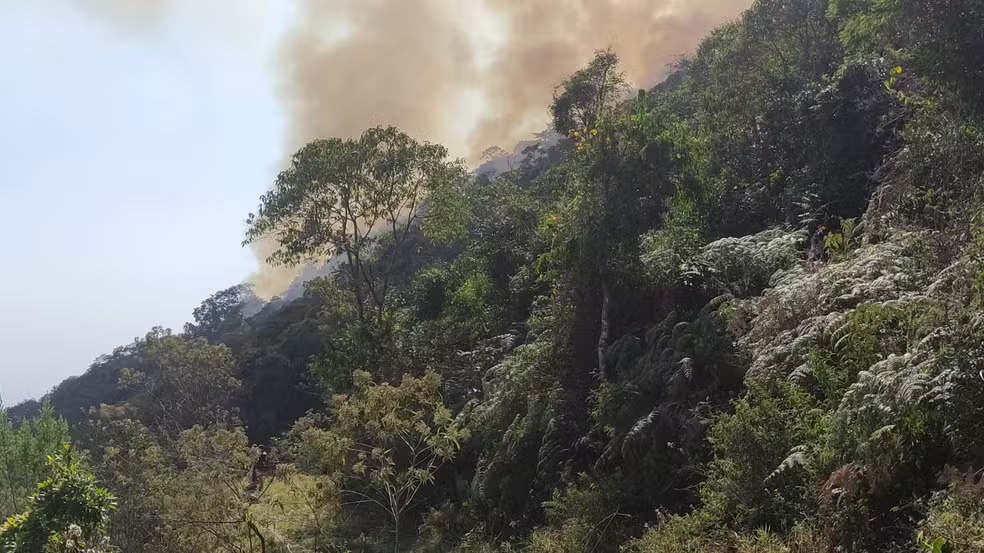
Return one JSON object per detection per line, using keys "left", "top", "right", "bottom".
{"left": 281, "top": 0, "right": 478, "bottom": 153}
{"left": 283, "top": 0, "right": 750, "bottom": 158}
{"left": 472, "top": 0, "right": 750, "bottom": 154}
{"left": 76, "top": 0, "right": 752, "bottom": 297}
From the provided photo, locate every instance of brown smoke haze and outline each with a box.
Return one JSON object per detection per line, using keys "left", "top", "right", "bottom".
{"left": 281, "top": 0, "right": 478, "bottom": 153}
{"left": 75, "top": 0, "right": 752, "bottom": 297}
{"left": 470, "top": 0, "right": 749, "bottom": 156}
{"left": 284, "top": 0, "right": 752, "bottom": 158}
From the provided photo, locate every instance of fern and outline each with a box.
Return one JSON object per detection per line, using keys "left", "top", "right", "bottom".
{"left": 766, "top": 445, "right": 811, "bottom": 484}
{"left": 642, "top": 228, "right": 806, "bottom": 298}
{"left": 739, "top": 231, "right": 937, "bottom": 380}
{"left": 831, "top": 352, "right": 960, "bottom": 471}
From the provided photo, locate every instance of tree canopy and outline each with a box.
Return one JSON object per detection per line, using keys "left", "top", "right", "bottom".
{"left": 11, "top": 0, "right": 984, "bottom": 550}
{"left": 245, "top": 126, "right": 469, "bottom": 324}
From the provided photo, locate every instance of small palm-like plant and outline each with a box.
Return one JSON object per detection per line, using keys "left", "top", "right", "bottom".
{"left": 824, "top": 218, "right": 860, "bottom": 261}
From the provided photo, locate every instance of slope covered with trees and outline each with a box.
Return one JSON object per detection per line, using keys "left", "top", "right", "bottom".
{"left": 5, "top": 0, "right": 984, "bottom": 550}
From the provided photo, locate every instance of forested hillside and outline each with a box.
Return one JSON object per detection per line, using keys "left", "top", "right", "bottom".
{"left": 5, "top": 0, "right": 984, "bottom": 550}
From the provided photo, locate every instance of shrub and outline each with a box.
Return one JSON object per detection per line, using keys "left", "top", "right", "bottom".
{"left": 918, "top": 468, "right": 984, "bottom": 553}
{"left": 622, "top": 511, "right": 732, "bottom": 553}
{"left": 701, "top": 379, "right": 828, "bottom": 531}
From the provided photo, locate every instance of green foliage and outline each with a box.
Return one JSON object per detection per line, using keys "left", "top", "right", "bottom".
{"left": 823, "top": 218, "right": 860, "bottom": 261}
{"left": 118, "top": 330, "right": 241, "bottom": 435}
{"left": 918, "top": 468, "right": 984, "bottom": 552}
{"left": 647, "top": 228, "right": 806, "bottom": 298}
{"left": 582, "top": 296, "right": 745, "bottom": 518}
{"left": 740, "top": 231, "right": 935, "bottom": 380}
{"left": 974, "top": 207, "right": 984, "bottom": 305}
{"left": 828, "top": 352, "right": 958, "bottom": 483}
{"left": 290, "top": 370, "right": 468, "bottom": 551}
{"left": 626, "top": 514, "right": 799, "bottom": 552}
{"left": 0, "top": 404, "right": 69, "bottom": 518}
{"left": 245, "top": 126, "right": 469, "bottom": 324}
{"left": 638, "top": 193, "right": 706, "bottom": 288}
{"left": 701, "top": 379, "right": 828, "bottom": 530}
{"left": 622, "top": 511, "right": 732, "bottom": 553}
{"left": 918, "top": 534, "right": 954, "bottom": 553}
{"left": 184, "top": 284, "right": 254, "bottom": 342}
{"left": 92, "top": 418, "right": 291, "bottom": 553}
{"left": 735, "top": 529, "right": 793, "bottom": 553}
{"left": 892, "top": 105, "right": 984, "bottom": 232}
{"left": 523, "top": 476, "right": 626, "bottom": 553}
{"left": 550, "top": 49, "right": 628, "bottom": 136}
{"left": 669, "top": 0, "right": 896, "bottom": 231}
{"left": 467, "top": 338, "right": 562, "bottom": 536}
{"left": 833, "top": 0, "right": 984, "bottom": 113}
{"left": 808, "top": 299, "right": 943, "bottom": 405}
{"left": 0, "top": 447, "right": 116, "bottom": 553}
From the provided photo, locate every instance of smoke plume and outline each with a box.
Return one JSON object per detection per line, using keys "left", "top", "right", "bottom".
{"left": 471, "top": 0, "right": 750, "bottom": 154}
{"left": 76, "top": 0, "right": 752, "bottom": 297}
{"left": 281, "top": 0, "right": 478, "bottom": 153}
{"left": 283, "top": 0, "right": 750, "bottom": 158}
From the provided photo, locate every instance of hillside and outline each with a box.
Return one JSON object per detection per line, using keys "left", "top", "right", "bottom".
{"left": 3, "top": 0, "right": 984, "bottom": 551}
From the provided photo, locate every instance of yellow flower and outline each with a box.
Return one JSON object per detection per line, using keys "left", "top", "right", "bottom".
{"left": 573, "top": 131, "right": 580, "bottom": 137}
{"left": 590, "top": 129, "right": 598, "bottom": 136}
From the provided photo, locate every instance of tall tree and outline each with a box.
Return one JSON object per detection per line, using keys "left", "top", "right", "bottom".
{"left": 550, "top": 49, "right": 629, "bottom": 135}
{"left": 184, "top": 284, "right": 253, "bottom": 343}
{"left": 245, "top": 126, "right": 468, "bottom": 325}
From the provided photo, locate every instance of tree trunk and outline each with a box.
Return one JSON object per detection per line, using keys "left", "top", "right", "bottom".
{"left": 597, "top": 282, "right": 611, "bottom": 380}
{"left": 347, "top": 250, "right": 366, "bottom": 323}
{"left": 393, "top": 512, "right": 400, "bottom": 553}
{"left": 563, "top": 280, "right": 601, "bottom": 415}
{"left": 247, "top": 520, "right": 266, "bottom": 553}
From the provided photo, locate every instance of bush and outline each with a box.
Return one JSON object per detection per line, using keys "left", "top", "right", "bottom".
{"left": 623, "top": 511, "right": 732, "bottom": 553}
{"left": 919, "top": 468, "right": 984, "bottom": 553}
{"left": 523, "top": 477, "right": 627, "bottom": 553}
{"left": 0, "top": 447, "right": 116, "bottom": 553}
{"left": 701, "top": 379, "right": 827, "bottom": 531}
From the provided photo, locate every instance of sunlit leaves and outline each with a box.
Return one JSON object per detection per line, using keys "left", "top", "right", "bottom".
{"left": 289, "top": 370, "right": 468, "bottom": 549}
{"left": 245, "top": 126, "right": 470, "bottom": 323}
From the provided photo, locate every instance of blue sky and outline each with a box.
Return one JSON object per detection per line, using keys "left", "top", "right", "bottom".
{"left": 0, "top": 2, "right": 289, "bottom": 404}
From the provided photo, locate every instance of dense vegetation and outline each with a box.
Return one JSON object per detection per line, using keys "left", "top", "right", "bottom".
{"left": 6, "top": 0, "right": 984, "bottom": 550}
